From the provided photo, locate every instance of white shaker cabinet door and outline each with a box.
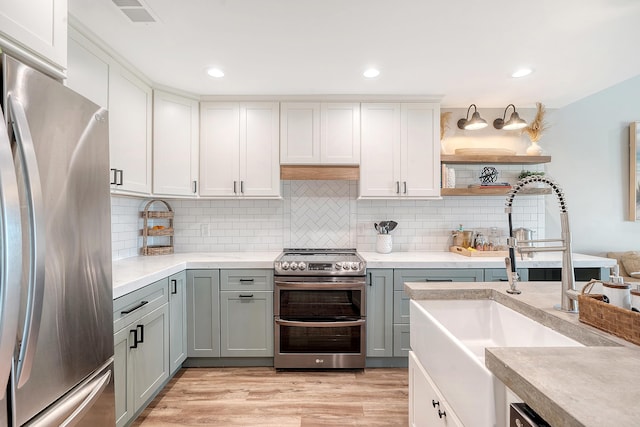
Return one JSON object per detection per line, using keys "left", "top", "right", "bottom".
{"left": 0, "top": 0, "right": 67, "bottom": 70}
{"left": 321, "top": 103, "right": 360, "bottom": 164}
{"left": 360, "top": 103, "right": 402, "bottom": 197}
{"left": 108, "top": 64, "right": 152, "bottom": 195}
{"left": 240, "top": 102, "right": 280, "bottom": 197}
{"left": 199, "top": 102, "right": 241, "bottom": 197}
{"left": 153, "top": 90, "right": 199, "bottom": 196}
{"left": 66, "top": 29, "right": 109, "bottom": 109}
{"left": 401, "top": 103, "right": 440, "bottom": 198}
{"left": 280, "top": 102, "right": 320, "bottom": 164}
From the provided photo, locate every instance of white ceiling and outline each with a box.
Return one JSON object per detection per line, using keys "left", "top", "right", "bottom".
{"left": 69, "top": 0, "right": 640, "bottom": 107}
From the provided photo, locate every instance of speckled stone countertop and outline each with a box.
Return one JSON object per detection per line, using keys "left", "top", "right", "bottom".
{"left": 404, "top": 281, "right": 640, "bottom": 427}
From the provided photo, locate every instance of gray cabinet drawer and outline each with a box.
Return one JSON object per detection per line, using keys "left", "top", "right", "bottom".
{"left": 393, "top": 268, "right": 484, "bottom": 291}
{"left": 484, "top": 268, "right": 529, "bottom": 282}
{"left": 393, "top": 324, "right": 410, "bottom": 357}
{"left": 393, "top": 290, "right": 410, "bottom": 324}
{"left": 113, "top": 278, "right": 169, "bottom": 333}
{"left": 220, "top": 269, "right": 273, "bottom": 291}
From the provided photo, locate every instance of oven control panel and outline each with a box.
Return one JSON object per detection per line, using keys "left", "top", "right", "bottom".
{"left": 274, "top": 252, "right": 366, "bottom": 276}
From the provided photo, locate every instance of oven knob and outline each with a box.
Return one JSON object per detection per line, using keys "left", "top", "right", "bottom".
{"left": 298, "top": 262, "right": 306, "bottom": 271}
{"left": 281, "top": 262, "right": 290, "bottom": 270}
{"left": 351, "top": 262, "right": 358, "bottom": 270}
{"left": 290, "top": 262, "right": 298, "bottom": 270}
{"left": 335, "top": 263, "right": 342, "bottom": 270}
{"left": 342, "top": 263, "right": 350, "bottom": 270}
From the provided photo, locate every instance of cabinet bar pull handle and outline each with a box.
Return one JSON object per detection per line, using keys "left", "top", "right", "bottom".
{"left": 239, "top": 294, "right": 254, "bottom": 298}
{"left": 121, "top": 300, "right": 148, "bottom": 315}
{"left": 240, "top": 180, "right": 244, "bottom": 194}
{"left": 396, "top": 181, "right": 400, "bottom": 194}
{"left": 403, "top": 181, "right": 407, "bottom": 194}
{"left": 425, "top": 279, "right": 453, "bottom": 282}
{"left": 368, "top": 272, "right": 372, "bottom": 286}
{"left": 137, "top": 324, "right": 144, "bottom": 344}
{"left": 129, "top": 329, "right": 138, "bottom": 349}
{"left": 192, "top": 180, "right": 197, "bottom": 193}
{"left": 239, "top": 278, "right": 254, "bottom": 283}
{"left": 171, "top": 279, "right": 178, "bottom": 294}
{"left": 233, "top": 181, "right": 237, "bottom": 194}
{"left": 117, "top": 169, "right": 124, "bottom": 186}
{"left": 438, "top": 409, "right": 447, "bottom": 419}
{"left": 110, "top": 168, "right": 117, "bottom": 185}
{"left": 432, "top": 400, "right": 439, "bottom": 408}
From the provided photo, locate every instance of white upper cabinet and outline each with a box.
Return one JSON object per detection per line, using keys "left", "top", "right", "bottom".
{"left": 360, "top": 103, "right": 440, "bottom": 198}
{"left": 280, "top": 102, "right": 360, "bottom": 165}
{"left": 65, "top": 29, "right": 109, "bottom": 108}
{"left": 109, "top": 63, "right": 153, "bottom": 195}
{"left": 200, "top": 102, "right": 280, "bottom": 198}
{"left": 153, "top": 90, "right": 199, "bottom": 197}
{"left": 0, "top": 0, "right": 67, "bottom": 72}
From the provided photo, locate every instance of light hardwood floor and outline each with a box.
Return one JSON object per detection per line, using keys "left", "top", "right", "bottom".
{"left": 132, "top": 367, "right": 408, "bottom": 426}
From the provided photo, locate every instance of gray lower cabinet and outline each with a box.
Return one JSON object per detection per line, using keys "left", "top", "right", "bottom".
{"left": 366, "top": 269, "right": 394, "bottom": 357}
{"left": 169, "top": 271, "right": 187, "bottom": 374}
{"left": 393, "top": 269, "right": 484, "bottom": 357}
{"left": 113, "top": 278, "right": 169, "bottom": 427}
{"left": 186, "top": 269, "right": 221, "bottom": 357}
{"left": 220, "top": 269, "right": 274, "bottom": 357}
{"left": 485, "top": 268, "right": 529, "bottom": 282}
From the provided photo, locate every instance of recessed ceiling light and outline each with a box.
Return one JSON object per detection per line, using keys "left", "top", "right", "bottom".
{"left": 363, "top": 68, "right": 380, "bottom": 78}
{"left": 512, "top": 68, "right": 533, "bottom": 78}
{"left": 207, "top": 68, "right": 225, "bottom": 78}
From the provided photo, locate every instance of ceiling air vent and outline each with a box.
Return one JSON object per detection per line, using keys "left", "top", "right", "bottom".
{"left": 112, "top": 0, "right": 157, "bottom": 23}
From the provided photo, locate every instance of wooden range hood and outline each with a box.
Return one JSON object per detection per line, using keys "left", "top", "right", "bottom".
{"left": 280, "top": 165, "right": 359, "bottom": 181}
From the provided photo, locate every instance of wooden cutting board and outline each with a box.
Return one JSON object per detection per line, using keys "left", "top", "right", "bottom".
{"left": 449, "top": 246, "right": 509, "bottom": 257}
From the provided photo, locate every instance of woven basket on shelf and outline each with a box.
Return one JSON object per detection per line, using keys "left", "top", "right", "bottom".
{"left": 141, "top": 199, "right": 174, "bottom": 256}
{"left": 578, "top": 279, "right": 640, "bottom": 345}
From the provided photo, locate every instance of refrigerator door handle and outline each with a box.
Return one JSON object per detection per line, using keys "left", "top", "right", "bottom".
{"left": 0, "top": 106, "right": 22, "bottom": 400}
{"left": 28, "top": 368, "right": 112, "bottom": 427}
{"left": 7, "top": 95, "right": 46, "bottom": 389}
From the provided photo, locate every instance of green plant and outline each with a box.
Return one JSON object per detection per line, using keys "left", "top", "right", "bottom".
{"left": 518, "top": 171, "right": 545, "bottom": 180}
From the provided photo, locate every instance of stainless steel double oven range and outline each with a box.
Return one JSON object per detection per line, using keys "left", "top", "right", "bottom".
{"left": 274, "top": 249, "right": 366, "bottom": 369}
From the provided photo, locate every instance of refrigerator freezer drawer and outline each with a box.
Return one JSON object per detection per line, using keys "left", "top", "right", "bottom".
{"left": 27, "top": 359, "right": 115, "bottom": 427}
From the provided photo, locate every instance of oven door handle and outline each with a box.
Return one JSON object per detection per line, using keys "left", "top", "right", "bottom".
{"left": 275, "top": 319, "right": 365, "bottom": 328}
{"left": 275, "top": 282, "right": 365, "bottom": 289}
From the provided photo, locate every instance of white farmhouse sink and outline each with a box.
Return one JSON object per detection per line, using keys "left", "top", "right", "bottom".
{"left": 410, "top": 299, "right": 583, "bottom": 427}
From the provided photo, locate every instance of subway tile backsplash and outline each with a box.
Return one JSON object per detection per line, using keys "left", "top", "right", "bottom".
{"left": 111, "top": 172, "right": 544, "bottom": 260}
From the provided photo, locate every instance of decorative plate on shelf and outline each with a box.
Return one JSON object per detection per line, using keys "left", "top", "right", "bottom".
{"left": 454, "top": 148, "right": 517, "bottom": 156}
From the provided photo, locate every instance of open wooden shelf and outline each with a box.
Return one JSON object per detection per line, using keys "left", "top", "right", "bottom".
{"left": 440, "top": 154, "right": 551, "bottom": 165}
{"left": 441, "top": 187, "right": 552, "bottom": 196}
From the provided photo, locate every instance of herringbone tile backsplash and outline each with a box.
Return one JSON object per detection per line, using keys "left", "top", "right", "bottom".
{"left": 284, "top": 181, "right": 357, "bottom": 248}
{"left": 111, "top": 172, "right": 544, "bottom": 259}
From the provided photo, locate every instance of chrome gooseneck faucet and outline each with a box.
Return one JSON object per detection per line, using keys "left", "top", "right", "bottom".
{"left": 505, "top": 176, "right": 578, "bottom": 312}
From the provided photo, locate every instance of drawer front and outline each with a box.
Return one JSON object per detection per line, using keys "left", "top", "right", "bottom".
{"left": 113, "top": 278, "right": 169, "bottom": 333}
{"left": 393, "top": 290, "right": 410, "bottom": 324}
{"left": 220, "top": 269, "right": 273, "bottom": 291}
{"left": 393, "top": 268, "right": 484, "bottom": 291}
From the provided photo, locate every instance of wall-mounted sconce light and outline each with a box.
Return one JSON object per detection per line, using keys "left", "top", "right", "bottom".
{"left": 493, "top": 104, "right": 527, "bottom": 130}
{"left": 457, "top": 104, "right": 488, "bottom": 130}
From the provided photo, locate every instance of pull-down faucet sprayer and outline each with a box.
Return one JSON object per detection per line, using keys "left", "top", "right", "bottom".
{"left": 505, "top": 175, "right": 578, "bottom": 312}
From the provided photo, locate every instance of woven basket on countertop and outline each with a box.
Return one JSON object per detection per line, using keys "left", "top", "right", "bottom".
{"left": 578, "top": 279, "right": 640, "bottom": 345}
{"left": 141, "top": 199, "right": 174, "bottom": 255}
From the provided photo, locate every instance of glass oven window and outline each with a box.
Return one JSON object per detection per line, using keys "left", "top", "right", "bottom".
{"left": 278, "top": 324, "right": 362, "bottom": 353}
{"left": 278, "top": 289, "right": 363, "bottom": 320}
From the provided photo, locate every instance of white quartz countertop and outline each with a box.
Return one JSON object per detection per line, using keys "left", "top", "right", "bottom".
{"left": 360, "top": 251, "right": 615, "bottom": 269}
{"left": 112, "top": 251, "right": 615, "bottom": 299}
{"left": 404, "top": 281, "right": 640, "bottom": 427}
{"left": 112, "top": 252, "right": 281, "bottom": 299}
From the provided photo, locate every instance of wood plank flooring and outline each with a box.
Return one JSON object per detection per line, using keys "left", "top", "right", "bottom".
{"left": 132, "top": 367, "right": 408, "bottom": 426}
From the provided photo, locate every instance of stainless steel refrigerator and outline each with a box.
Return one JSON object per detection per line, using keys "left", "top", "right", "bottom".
{"left": 0, "top": 54, "right": 115, "bottom": 426}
